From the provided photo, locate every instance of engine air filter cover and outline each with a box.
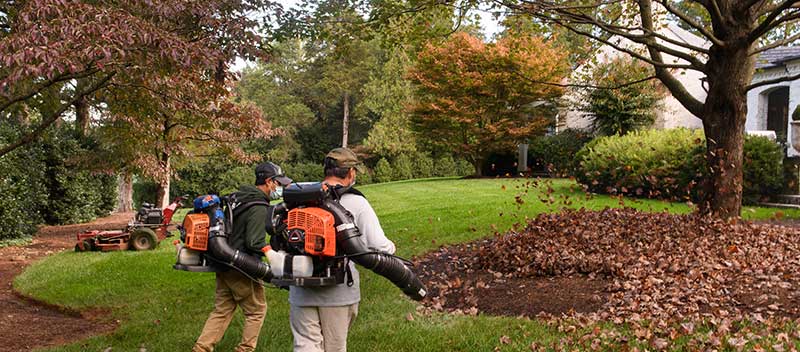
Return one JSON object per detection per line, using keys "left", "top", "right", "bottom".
{"left": 286, "top": 207, "right": 336, "bottom": 257}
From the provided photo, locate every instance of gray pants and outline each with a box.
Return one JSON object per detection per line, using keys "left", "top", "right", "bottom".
{"left": 290, "top": 304, "right": 359, "bottom": 352}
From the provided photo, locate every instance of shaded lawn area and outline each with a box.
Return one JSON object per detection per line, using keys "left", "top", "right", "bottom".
{"left": 14, "top": 178, "right": 800, "bottom": 351}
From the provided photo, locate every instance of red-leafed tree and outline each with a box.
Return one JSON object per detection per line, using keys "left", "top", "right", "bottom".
{"left": 407, "top": 32, "right": 569, "bottom": 176}
{"left": 0, "top": 0, "right": 279, "bottom": 207}
{"left": 96, "top": 73, "right": 275, "bottom": 207}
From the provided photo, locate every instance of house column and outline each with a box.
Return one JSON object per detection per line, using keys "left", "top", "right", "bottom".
{"left": 788, "top": 77, "right": 800, "bottom": 156}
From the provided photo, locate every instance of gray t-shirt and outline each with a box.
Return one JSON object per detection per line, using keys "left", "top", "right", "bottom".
{"left": 288, "top": 193, "right": 396, "bottom": 307}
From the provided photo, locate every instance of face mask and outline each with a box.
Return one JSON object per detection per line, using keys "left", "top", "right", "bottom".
{"left": 269, "top": 186, "right": 283, "bottom": 200}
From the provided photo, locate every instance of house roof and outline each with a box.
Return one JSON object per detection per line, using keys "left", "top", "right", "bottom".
{"left": 756, "top": 47, "right": 800, "bottom": 69}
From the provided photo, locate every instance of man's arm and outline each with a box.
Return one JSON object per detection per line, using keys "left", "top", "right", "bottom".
{"left": 244, "top": 206, "right": 268, "bottom": 255}
{"left": 351, "top": 197, "right": 395, "bottom": 255}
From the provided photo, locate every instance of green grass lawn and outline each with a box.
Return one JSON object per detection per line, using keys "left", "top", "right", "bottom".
{"left": 15, "top": 178, "right": 800, "bottom": 351}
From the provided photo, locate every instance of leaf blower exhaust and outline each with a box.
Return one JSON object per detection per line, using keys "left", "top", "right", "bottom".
{"left": 320, "top": 196, "right": 427, "bottom": 300}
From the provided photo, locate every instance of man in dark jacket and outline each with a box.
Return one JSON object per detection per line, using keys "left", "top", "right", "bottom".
{"left": 193, "top": 162, "right": 292, "bottom": 352}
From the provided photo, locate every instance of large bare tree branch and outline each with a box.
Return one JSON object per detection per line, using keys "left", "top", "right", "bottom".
{"left": 504, "top": 1, "right": 708, "bottom": 69}
{"left": 752, "top": 30, "right": 800, "bottom": 54}
{"left": 638, "top": 0, "right": 704, "bottom": 117}
{"left": 0, "top": 68, "right": 100, "bottom": 113}
{"left": 510, "top": 69, "right": 658, "bottom": 89}
{"left": 656, "top": 0, "right": 724, "bottom": 47}
{"left": 501, "top": 2, "right": 702, "bottom": 70}
{"left": 0, "top": 72, "right": 115, "bottom": 157}
{"left": 749, "top": 0, "right": 800, "bottom": 42}
{"left": 747, "top": 71, "right": 800, "bottom": 90}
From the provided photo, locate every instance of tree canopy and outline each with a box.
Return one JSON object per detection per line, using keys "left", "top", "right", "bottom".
{"left": 408, "top": 32, "right": 569, "bottom": 175}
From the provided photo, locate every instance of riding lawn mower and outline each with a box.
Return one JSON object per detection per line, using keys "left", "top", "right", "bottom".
{"left": 74, "top": 195, "right": 188, "bottom": 252}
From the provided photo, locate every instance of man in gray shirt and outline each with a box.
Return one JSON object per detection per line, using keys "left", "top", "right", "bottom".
{"left": 289, "top": 147, "right": 395, "bottom": 352}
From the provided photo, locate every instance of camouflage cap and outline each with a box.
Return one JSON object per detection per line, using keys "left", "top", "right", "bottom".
{"left": 326, "top": 147, "right": 365, "bottom": 172}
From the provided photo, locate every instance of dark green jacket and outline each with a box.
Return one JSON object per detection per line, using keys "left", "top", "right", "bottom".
{"left": 228, "top": 185, "right": 270, "bottom": 256}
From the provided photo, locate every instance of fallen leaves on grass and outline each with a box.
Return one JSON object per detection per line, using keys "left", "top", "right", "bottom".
{"left": 416, "top": 208, "right": 800, "bottom": 350}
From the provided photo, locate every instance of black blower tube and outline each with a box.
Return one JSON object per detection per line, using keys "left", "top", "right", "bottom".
{"left": 321, "top": 199, "right": 428, "bottom": 301}
{"left": 208, "top": 235, "right": 274, "bottom": 282}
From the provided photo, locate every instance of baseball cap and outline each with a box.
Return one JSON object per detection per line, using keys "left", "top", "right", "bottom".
{"left": 255, "top": 162, "right": 293, "bottom": 186}
{"left": 325, "top": 148, "right": 365, "bottom": 172}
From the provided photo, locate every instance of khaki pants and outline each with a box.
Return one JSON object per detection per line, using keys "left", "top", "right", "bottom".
{"left": 193, "top": 270, "right": 267, "bottom": 352}
{"left": 290, "top": 304, "right": 359, "bottom": 352}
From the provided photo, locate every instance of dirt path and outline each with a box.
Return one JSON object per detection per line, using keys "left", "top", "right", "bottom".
{"left": 0, "top": 212, "right": 133, "bottom": 352}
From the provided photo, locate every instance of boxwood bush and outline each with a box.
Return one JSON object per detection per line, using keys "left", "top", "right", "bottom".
{"left": 529, "top": 129, "right": 593, "bottom": 176}
{"left": 576, "top": 128, "right": 783, "bottom": 204}
{"left": 0, "top": 124, "right": 117, "bottom": 240}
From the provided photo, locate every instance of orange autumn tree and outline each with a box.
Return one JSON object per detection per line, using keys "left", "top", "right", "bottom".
{"left": 408, "top": 32, "right": 569, "bottom": 176}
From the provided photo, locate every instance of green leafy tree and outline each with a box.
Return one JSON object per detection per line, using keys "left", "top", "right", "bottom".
{"left": 582, "top": 57, "right": 664, "bottom": 136}
{"left": 236, "top": 41, "right": 316, "bottom": 163}
{"left": 361, "top": 49, "right": 419, "bottom": 158}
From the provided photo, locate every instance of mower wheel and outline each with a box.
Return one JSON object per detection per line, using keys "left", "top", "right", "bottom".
{"left": 129, "top": 228, "right": 158, "bottom": 251}
{"left": 75, "top": 239, "right": 95, "bottom": 252}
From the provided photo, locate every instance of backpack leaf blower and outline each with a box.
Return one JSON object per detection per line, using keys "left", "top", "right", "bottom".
{"left": 173, "top": 184, "right": 427, "bottom": 301}
{"left": 174, "top": 195, "right": 273, "bottom": 283}
{"left": 268, "top": 182, "right": 427, "bottom": 301}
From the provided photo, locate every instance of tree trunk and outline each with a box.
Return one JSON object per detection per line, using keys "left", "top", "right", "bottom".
{"left": 74, "top": 96, "right": 89, "bottom": 136}
{"left": 472, "top": 158, "right": 484, "bottom": 177}
{"left": 342, "top": 93, "right": 350, "bottom": 148}
{"left": 74, "top": 79, "right": 90, "bottom": 136}
{"left": 156, "top": 153, "right": 171, "bottom": 208}
{"left": 699, "top": 42, "right": 756, "bottom": 218}
{"left": 12, "top": 104, "right": 30, "bottom": 125}
{"left": 116, "top": 171, "right": 133, "bottom": 212}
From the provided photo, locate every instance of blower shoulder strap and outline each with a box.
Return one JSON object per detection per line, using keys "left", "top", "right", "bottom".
{"left": 232, "top": 200, "right": 270, "bottom": 217}
{"left": 222, "top": 193, "right": 270, "bottom": 236}
{"left": 342, "top": 187, "right": 366, "bottom": 199}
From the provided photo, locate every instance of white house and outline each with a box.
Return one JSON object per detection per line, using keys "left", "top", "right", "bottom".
{"left": 561, "top": 23, "right": 707, "bottom": 133}
{"left": 746, "top": 47, "right": 800, "bottom": 156}
{"left": 561, "top": 24, "right": 800, "bottom": 156}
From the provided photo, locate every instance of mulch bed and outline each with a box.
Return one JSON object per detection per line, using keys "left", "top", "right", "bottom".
{"left": 416, "top": 208, "right": 800, "bottom": 349}
{"left": 0, "top": 213, "right": 132, "bottom": 352}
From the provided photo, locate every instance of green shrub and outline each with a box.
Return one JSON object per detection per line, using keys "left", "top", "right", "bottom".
{"left": 433, "top": 155, "right": 457, "bottom": 177}
{"left": 393, "top": 154, "right": 414, "bottom": 181}
{"left": 576, "top": 128, "right": 783, "bottom": 204}
{"left": 743, "top": 135, "right": 784, "bottom": 203}
{"left": 455, "top": 159, "right": 474, "bottom": 176}
{"left": 39, "top": 129, "right": 117, "bottom": 224}
{"left": 375, "top": 158, "right": 393, "bottom": 183}
{"left": 0, "top": 123, "right": 117, "bottom": 239}
{"left": 133, "top": 179, "right": 159, "bottom": 209}
{"left": 357, "top": 168, "right": 374, "bottom": 185}
{"left": 48, "top": 170, "right": 117, "bottom": 224}
{"left": 0, "top": 130, "right": 47, "bottom": 241}
{"left": 413, "top": 153, "right": 435, "bottom": 178}
{"left": 172, "top": 162, "right": 252, "bottom": 199}
{"left": 283, "top": 161, "right": 324, "bottom": 183}
{"left": 529, "top": 129, "right": 593, "bottom": 176}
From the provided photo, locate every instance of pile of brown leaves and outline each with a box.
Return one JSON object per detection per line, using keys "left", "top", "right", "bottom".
{"left": 417, "top": 208, "right": 800, "bottom": 323}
